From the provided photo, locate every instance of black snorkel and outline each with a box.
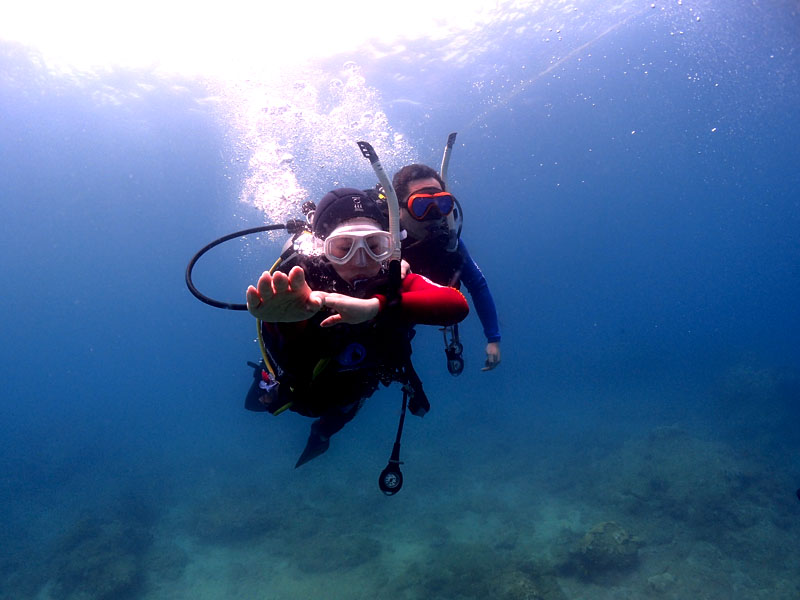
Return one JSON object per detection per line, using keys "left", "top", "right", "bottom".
{"left": 356, "top": 140, "right": 407, "bottom": 496}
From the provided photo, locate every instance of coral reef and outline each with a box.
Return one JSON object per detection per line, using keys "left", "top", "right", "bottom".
{"left": 497, "top": 567, "right": 567, "bottom": 600}
{"left": 561, "top": 422, "right": 800, "bottom": 596}
{"left": 50, "top": 516, "right": 152, "bottom": 600}
{"left": 603, "top": 426, "right": 780, "bottom": 548}
{"left": 394, "top": 541, "right": 566, "bottom": 600}
{"left": 186, "top": 485, "right": 383, "bottom": 574}
{"left": 189, "top": 493, "right": 282, "bottom": 544}
{"left": 146, "top": 540, "right": 189, "bottom": 583}
{"left": 560, "top": 521, "right": 642, "bottom": 580}
{"left": 293, "top": 532, "right": 382, "bottom": 573}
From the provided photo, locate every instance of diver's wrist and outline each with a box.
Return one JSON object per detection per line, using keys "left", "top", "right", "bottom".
{"left": 366, "top": 297, "right": 381, "bottom": 318}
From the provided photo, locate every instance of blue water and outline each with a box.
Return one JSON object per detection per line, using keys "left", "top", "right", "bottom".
{"left": 2, "top": 2, "right": 799, "bottom": 598}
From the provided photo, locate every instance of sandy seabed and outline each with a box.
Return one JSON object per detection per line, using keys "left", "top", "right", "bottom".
{"left": 7, "top": 413, "right": 799, "bottom": 600}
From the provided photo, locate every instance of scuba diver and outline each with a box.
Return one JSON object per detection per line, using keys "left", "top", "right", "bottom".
{"left": 244, "top": 187, "right": 469, "bottom": 468}
{"left": 391, "top": 146, "right": 501, "bottom": 375}
{"left": 186, "top": 141, "right": 469, "bottom": 492}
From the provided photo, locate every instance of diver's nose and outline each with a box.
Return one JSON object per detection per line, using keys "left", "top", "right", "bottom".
{"left": 352, "top": 247, "right": 369, "bottom": 267}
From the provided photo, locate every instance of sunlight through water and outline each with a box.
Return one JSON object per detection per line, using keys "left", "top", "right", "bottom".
{"left": 1, "top": 0, "right": 662, "bottom": 222}
{"left": 0, "top": 0, "right": 538, "bottom": 78}
{"left": 1, "top": 0, "right": 530, "bottom": 221}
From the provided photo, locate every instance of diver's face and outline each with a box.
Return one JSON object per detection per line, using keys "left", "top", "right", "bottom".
{"left": 329, "top": 218, "right": 384, "bottom": 284}
{"left": 401, "top": 177, "right": 447, "bottom": 239}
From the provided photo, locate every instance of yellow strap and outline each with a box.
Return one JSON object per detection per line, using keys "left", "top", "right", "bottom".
{"left": 312, "top": 357, "right": 331, "bottom": 381}
{"left": 255, "top": 250, "right": 328, "bottom": 414}
{"left": 268, "top": 257, "right": 282, "bottom": 274}
{"left": 254, "top": 256, "right": 285, "bottom": 396}
{"left": 272, "top": 402, "right": 292, "bottom": 416}
{"left": 256, "top": 320, "right": 277, "bottom": 379}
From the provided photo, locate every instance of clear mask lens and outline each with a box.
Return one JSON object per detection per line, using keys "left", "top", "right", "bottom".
{"left": 323, "top": 229, "right": 392, "bottom": 265}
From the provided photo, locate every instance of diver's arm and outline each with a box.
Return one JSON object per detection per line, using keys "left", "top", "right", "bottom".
{"left": 316, "top": 294, "right": 380, "bottom": 327}
{"left": 457, "top": 240, "right": 501, "bottom": 343}
{"left": 318, "top": 271, "right": 468, "bottom": 327}
{"left": 458, "top": 240, "right": 501, "bottom": 370}
{"left": 374, "top": 272, "right": 469, "bottom": 325}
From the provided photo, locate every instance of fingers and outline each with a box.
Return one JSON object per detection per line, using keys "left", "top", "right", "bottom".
{"left": 320, "top": 313, "right": 342, "bottom": 328}
{"left": 318, "top": 294, "right": 348, "bottom": 326}
{"left": 256, "top": 271, "right": 275, "bottom": 301}
{"left": 482, "top": 342, "right": 501, "bottom": 371}
{"left": 319, "top": 293, "right": 344, "bottom": 309}
{"left": 481, "top": 356, "right": 500, "bottom": 371}
{"left": 245, "top": 285, "right": 262, "bottom": 314}
{"left": 319, "top": 295, "right": 378, "bottom": 325}
{"left": 307, "top": 291, "right": 326, "bottom": 312}
{"left": 271, "top": 270, "right": 290, "bottom": 294}
{"left": 400, "top": 259, "right": 413, "bottom": 278}
{"left": 320, "top": 294, "right": 353, "bottom": 321}
{"left": 249, "top": 271, "right": 276, "bottom": 315}
{"left": 287, "top": 265, "right": 308, "bottom": 292}
{"left": 246, "top": 267, "right": 323, "bottom": 322}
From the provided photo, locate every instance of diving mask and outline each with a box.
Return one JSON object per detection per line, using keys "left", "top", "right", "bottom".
{"left": 320, "top": 224, "right": 393, "bottom": 265}
{"left": 405, "top": 188, "right": 456, "bottom": 221}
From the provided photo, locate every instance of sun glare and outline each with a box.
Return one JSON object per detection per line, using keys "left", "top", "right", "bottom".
{"left": 1, "top": 0, "right": 507, "bottom": 79}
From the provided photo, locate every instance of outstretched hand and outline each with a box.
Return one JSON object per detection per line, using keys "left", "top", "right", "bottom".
{"left": 246, "top": 266, "right": 324, "bottom": 322}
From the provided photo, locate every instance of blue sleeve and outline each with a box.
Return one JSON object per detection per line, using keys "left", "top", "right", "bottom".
{"left": 457, "top": 240, "right": 501, "bottom": 343}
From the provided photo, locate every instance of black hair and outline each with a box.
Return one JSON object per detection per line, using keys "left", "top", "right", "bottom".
{"left": 392, "top": 164, "right": 446, "bottom": 204}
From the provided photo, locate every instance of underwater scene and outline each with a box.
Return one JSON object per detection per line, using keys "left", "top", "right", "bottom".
{"left": 1, "top": 1, "right": 799, "bottom": 598}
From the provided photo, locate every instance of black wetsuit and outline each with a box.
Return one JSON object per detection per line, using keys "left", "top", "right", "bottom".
{"left": 248, "top": 258, "right": 436, "bottom": 438}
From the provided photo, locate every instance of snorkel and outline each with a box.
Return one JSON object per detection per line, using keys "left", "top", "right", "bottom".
{"left": 356, "top": 141, "right": 401, "bottom": 264}
{"left": 439, "top": 131, "right": 457, "bottom": 184}
{"left": 439, "top": 132, "right": 462, "bottom": 252}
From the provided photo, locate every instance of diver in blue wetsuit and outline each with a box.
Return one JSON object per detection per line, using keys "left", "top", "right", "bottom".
{"left": 392, "top": 163, "right": 501, "bottom": 373}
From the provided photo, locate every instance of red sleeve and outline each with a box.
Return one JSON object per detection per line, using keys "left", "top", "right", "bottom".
{"left": 376, "top": 273, "right": 469, "bottom": 325}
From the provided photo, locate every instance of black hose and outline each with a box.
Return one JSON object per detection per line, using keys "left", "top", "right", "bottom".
{"left": 185, "top": 224, "right": 287, "bottom": 310}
